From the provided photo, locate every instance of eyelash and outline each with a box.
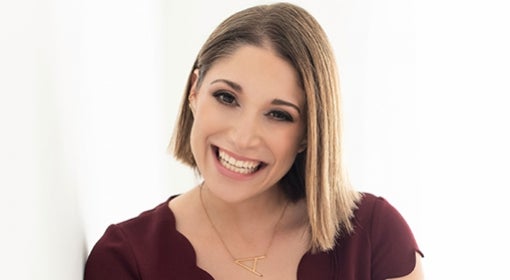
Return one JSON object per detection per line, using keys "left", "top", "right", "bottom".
{"left": 212, "top": 91, "right": 295, "bottom": 122}
{"left": 212, "top": 91, "right": 238, "bottom": 106}
{"left": 266, "top": 110, "right": 294, "bottom": 122}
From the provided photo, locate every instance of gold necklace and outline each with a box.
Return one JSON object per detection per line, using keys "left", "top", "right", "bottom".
{"left": 199, "top": 185, "right": 289, "bottom": 277}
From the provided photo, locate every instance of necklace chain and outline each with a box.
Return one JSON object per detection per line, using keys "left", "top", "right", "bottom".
{"left": 199, "top": 184, "right": 288, "bottom": 277}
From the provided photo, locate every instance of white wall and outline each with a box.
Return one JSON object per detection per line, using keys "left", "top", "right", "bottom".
{"left": 1, "top": 1, "right": 86, "bottom": 278}
{"left": 1, "top": 0, "right": 508, "bottom": 279}
{"left": 415, "top": 0, "right": 510, "bottom": 278}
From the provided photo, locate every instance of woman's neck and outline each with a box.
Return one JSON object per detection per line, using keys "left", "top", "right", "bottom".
{"left": 199, "top": 183, "right": 288, "bottom": 235}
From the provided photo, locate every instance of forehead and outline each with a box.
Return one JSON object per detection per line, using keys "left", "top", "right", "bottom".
{"left": 202, "top": 45, "right": 305, "bottom": 105}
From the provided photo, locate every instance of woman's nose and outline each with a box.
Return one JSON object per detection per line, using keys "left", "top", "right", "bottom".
{"left": 230, "top": 113, "right": 262, "bottom": 150}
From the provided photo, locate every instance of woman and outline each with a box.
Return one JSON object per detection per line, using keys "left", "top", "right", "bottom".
{"left": 84, "top": 3, "right": 423, "bottom": 279}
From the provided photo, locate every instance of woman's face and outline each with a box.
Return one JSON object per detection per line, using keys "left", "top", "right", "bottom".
{"left": 188, "top": 45, "right": 306, "bottom": 203}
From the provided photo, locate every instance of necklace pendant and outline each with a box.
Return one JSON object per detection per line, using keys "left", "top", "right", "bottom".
{"left": 234, "top": 255, "right": 266, "bottom": 277}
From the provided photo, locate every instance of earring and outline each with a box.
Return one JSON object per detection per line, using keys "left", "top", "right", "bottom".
{"left": 188, "top": 102, "right": 194, "bottom": 114}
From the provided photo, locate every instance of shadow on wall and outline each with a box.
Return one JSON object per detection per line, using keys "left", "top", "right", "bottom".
{"left": 31, "top": 67, "right": 90, "bottom": 278}
{"left": 0, "top": 122, "right": 89, "bottom": 279}
{"left": 0, "top": 44, "right": 88, "bottom": 279}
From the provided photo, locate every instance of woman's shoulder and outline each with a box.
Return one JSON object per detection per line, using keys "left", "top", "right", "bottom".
{"left": 351, "top": 192, "right": 417, "bottom": 240}
{"left": 84, "top": 198, "right": 173, "bottom": 279}
{"left": 315, "top": 192, "right": 422, "bottom": 279}
{"left": 342, "top": 192, "right": 421, "bottom": 254}
{"left": 108, "top": 189, "right": 202, "bottom": 256}
{"left": 116, "top": 187, "right": 198, "bottom": 233}
{"left": 84, "top": 194, "right": 204, "bottom": 279}
{"left": 356, "top": 191, "right": 385, "bottom": 207}
{"left": 353, "top": 192, "right": 400, "bottom": 223}
{"left": 91, "top": 195, "right": 180, "bottom": 255}
{"left": 114, "top": 196, "right": 177, "bottom": 234}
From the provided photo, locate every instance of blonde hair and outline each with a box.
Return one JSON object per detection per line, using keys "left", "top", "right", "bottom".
{"left": 170, "top": 2, "right": 360, "bottom": 252}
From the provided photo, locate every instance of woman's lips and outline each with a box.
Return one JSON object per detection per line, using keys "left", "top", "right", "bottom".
{"left": 214, "top": 146, "right": 265, "bottom": 175}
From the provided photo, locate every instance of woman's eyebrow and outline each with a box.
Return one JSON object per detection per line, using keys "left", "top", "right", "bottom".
{"left": 210, "top": 79, "right": 243, "bottom": 92}
{"left": 211, "top": 79, "right": 301, "bottom": 114}
{"left": 272, "top": 99, "right": 301, "bottom": 115}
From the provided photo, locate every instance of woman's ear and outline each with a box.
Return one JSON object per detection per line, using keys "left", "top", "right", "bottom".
{"left": 298, "top": 139, "right": 307, "bottom": 153}
{"left": 188, "top": 69, "right": 199, "bottom": 114}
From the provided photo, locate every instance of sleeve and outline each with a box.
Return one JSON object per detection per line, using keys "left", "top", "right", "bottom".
{"left": 84, "top": 225, "right": 140, "bottom": 280}
{"left": 370, "top": 197, "right": 423, "bottom": 280}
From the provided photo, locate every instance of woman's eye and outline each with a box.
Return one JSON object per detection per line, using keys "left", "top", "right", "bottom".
{"left": 213, "top": 91, "right": 237, "bottom": 106}
{"left": 267, "top": 110, "right": 294, "bottom": 122}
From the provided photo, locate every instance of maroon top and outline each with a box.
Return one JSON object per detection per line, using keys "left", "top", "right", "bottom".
{"left": 84, "top": 193, "right": 422, "bottom": 280}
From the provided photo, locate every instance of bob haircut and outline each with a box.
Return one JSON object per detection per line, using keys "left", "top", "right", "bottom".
{"left": 170, "top": 2, "right": 360, "bottom": 252}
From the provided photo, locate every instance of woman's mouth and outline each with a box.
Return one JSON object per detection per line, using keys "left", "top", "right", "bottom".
{"left": 215, "top": 147, "right": 264, "bottom": 175}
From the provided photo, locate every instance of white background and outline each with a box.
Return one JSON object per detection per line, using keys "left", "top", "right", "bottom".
{"left": 1, "top": 0, "right": 509, "bottom": 279}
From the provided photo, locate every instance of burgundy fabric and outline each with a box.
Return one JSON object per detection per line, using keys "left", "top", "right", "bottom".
{"left": 84, "top": 193, "right": 422, "bottom": 280}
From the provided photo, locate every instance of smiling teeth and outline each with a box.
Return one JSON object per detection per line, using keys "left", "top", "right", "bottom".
{"left": 218, "top": 149, "right": 260, "bottom": 174}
